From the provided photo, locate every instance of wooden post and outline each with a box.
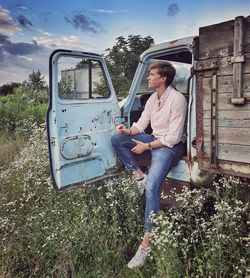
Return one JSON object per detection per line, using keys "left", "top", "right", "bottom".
{"left": 230, "top": 16, "right": 246, "bottom": 105}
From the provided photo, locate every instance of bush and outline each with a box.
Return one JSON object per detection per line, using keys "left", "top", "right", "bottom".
{"left": 150, "top": 177, "right": 249, "bottom": 277}
{"left": 0, "top": 126, "right": 154, "bottom": 277}
{"left": 0, "top": 82, "right": 22, "bottom": 96}
{"left": 0, "top": 89, "right": 47, "bottom": 132}
{"left": 0, "top": 126, "right": 249, "bottom": 277}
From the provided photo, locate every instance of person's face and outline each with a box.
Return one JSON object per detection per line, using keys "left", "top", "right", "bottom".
{"left": 147, "top": 68, "right": 167, "bottom": 89}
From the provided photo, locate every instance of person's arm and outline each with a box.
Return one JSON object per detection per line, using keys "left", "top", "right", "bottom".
{"left": 131, "top": 95, "right": 187, "bottom": 153}
{"left": 115, "top": 94, "right": 154, "bottom": 136}
{"left": 131, "top": 138, "right": 164, "bottom": 155}
{"left": 115, "top": 124, "right": 140, "bottom": 135}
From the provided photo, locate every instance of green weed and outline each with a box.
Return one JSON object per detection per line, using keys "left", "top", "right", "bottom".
{"left": 0, "top": 126, "right": 249, "bottom": 277}
{"left": 150, "top": 178, "right": 249, "bottom": 277}
{"left": 0, "top": 126, "right": 154, "bottom": 277}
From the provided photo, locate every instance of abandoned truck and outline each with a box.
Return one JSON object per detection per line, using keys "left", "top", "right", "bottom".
{"left": 47, "top": 16, "right": 250, "bottom": 190}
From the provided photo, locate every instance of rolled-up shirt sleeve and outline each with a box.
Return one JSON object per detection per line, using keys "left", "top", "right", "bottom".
{"left": 160, "top": 97, "right": 187, "bottom": 147}
{"left": 132, "top": 95, "right": 153, "bottom": 133}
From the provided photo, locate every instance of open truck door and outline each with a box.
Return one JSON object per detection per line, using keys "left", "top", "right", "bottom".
{"left": 47, "top": 50, "right": 121, "bottom": 190}
{"left": 195, "top": 16, "right": 250, "bottom": 178}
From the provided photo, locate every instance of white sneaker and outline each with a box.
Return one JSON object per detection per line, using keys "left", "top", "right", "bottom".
{"left": 127, "top": 245, "right": 150, "bottom": 269}
{"left": 137, "top": 174, "right": 147, "bottom": 195}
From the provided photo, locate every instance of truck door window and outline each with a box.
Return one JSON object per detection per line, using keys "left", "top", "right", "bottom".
{"left": 58, "top": 56, "right": 110, "bottom": 99}
{"left": 172, "top": 62, "right": 191, "bottom": 94}
{"left": 138, "top": 60, "right": 191, "bottom": 96}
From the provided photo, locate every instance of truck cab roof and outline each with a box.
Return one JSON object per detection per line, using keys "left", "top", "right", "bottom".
{"left": 140, "top": 36, "right": 195, "bottom": 64}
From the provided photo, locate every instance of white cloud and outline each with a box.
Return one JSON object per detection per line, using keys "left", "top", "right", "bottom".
{"left": 0, "top": 8, "right": 20, "bottom": 35}
{"left": 0, "top": 47, "right": 51, "bottom": 85}
{"left": 18, "top": 55, "right": 33, "bottom": 61}
{"left": 61, "top": 35, "right": 79, "bottom": 44}
{"left": 33, "top": 35, "right": 54, "bottom": 46}
{"left": 33, "top": 34, "right": 80, "bottom": 48}
{"left": 43, "top": 31, "right": 54, "bottom": 36}
{"left": 16, "top": 4, "right": 28, "bottom": 10}
{"left": 91, "top": 9, "right": 128, "bottom": 14}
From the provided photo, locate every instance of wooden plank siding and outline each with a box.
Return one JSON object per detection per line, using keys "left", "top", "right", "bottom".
{"left": 198, "top": 17, "right": 250, "bottom": 60}
{"left": 203, "top": 110, "right": 250, "bottom": 128}
{"left": 203, "top": 143, "right": 250, "bottom": 163}
{"left": 196, "top": 16, "right": 250, "bottom": 177}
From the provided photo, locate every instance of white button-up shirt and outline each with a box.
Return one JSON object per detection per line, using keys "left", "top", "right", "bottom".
{"left": 132, "top": 85, "right": 187, "bottom": 148}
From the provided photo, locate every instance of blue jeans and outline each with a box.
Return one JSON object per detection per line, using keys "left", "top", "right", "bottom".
{"left": 111, "top": 133, "right": 185, "bottom": 232}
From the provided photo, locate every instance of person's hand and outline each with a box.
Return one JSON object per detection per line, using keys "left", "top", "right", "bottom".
{"left": 131, "top": 139, "right": 148, "bottom": 154}
{"left": 115, "top": 124, "right": 131, "bottom": 135}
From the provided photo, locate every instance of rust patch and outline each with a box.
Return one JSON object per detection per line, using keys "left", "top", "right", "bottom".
{"left": 169, "top": 39, "right": 179, "bottom": 45}
{"left": 198, "top": 157, "right": 250, "bottom": 179}
{"left": 195, "top": 71, "right": 204, "bottom": 157}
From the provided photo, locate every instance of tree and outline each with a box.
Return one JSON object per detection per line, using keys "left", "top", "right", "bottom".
{"left": 105, "top": 35, "right": 154, "bottom": 98}
{"left": 26, "top": 70, "right": 46, "bottom": 92}
{"left": 0, "top": 82, "right": 22, "bottom": 96}
{"left": 21, "top": 70, "right": 47, "bottom": 102}
{"left": 58, "top": 74, "right": 74, "bottom": 99}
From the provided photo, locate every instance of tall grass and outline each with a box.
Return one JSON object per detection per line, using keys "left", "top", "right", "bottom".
{"left": 0, "top": 131, "right": 25, "bottom": 169}
{"left": 150, "top": 178, "right": 249, "bottom": 277}
{"left": 0, "top": 126, "right": 155, "bottom": 277}
{"left": 0, "top": 118, "right": 36, "bottom": 170}
{"left": 0, "top": 125, "right": 249, "bottom": 277}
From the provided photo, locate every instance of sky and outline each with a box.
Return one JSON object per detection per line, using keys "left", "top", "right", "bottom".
{"left": 0, "top": 0, "right": 249, "bottom": 85}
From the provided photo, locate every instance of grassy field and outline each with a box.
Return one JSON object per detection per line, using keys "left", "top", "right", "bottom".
{"left": 0, "top": 125, "right": 249, "bottom": 277}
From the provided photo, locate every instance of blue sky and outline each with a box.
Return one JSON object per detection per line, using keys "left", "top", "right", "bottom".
{"left": 0, "top": 0, "right": 249, "bottom": 85}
